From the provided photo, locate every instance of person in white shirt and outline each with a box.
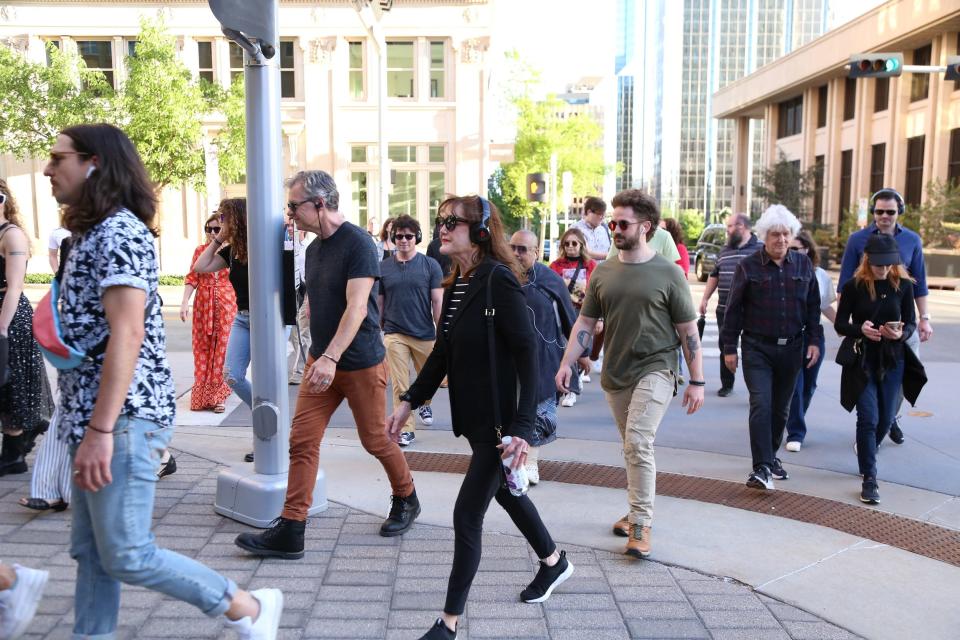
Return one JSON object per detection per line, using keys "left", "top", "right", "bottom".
{"left": 47, "top": 226, "right": 71, "bottom": 274}
{"left": 572, "top": 197, "right": 611, "bottom": 261}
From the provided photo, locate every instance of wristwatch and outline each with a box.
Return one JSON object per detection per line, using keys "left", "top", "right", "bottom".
{"left": 920, "top": 314, "right": 931, "bottom": 321}
{"left": 398, "top": 391, "right": 420, "bottom": 410}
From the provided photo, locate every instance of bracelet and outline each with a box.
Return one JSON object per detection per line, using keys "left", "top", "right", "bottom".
{"left": 321, "top": 352, "right": 339, "bottom": 364}
{"left": 86, "top": 424, "right": 114, "bottom": 434}
{"left": 688, "top": 380, "right": 706, "bottom": 387}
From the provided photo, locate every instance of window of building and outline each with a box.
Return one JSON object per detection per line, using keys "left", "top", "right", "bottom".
{"left": 387, "top": 41, "right": 415, "bottom": 98}
{"left": 839, "top": 149, "right": 853, "bottom": 215}
{"left": 869, "top": 143, "right": 886, "bottom": 193}
{"left": 813, "top": 155, "right": 824, "bottom": 221}
{"left": 874, "top": 77, "right": 889, "bottom": 113}
{"left": 389, "top": 171, "right": 417, "bottom": 215}
{"left": 44, "top": 40, "right": 61, "bottom": 66}
{"left": 388, "top": 145, "right": 416, "bottom": 163}
{"left": 777, "top": 96, "right": 802, "bottom": 138}
{"left": 817, "top": 85, "right": 827, "bottom": 128}
{"left": 843, "top": 77, "right": 856, "bottom": 121}
{"left": 348, "top": 41, "right": 365, "bottom": 100}
{"left": 77, "top": 40, "right": 114, "bottom": 88}
{"left": 949, "top": 129, "right": 960, "bottom": 186}
{"left": 351, "top": 172, "right": 369, "bottom": 228}
{"left": 910, "top": 44, "right": 931, "bottom": 102}
{"left": 955, "top": 34, "right": 960, "bottom": 91}
{"left": 428, "top": 145, "right": 445, "bottom": 163}
{"left": 904, "top": 135, "right": 925, "bottom": 206}
{"left": 197, "top": 41, "right": 214, "bottom": 84}
{"left": 429, "top": 172, "right": 446, "bottom": 211}
{"left": 229, "top": 42, "right": 244, "bottom": 84}
{"left": 351, "top": 145, "right": 367, "bottom": 163}
{"left": 126, "top": 40, "right": 139, "bottom": 59}
{"left": 429, "top": 41, "right": 445, "bottom": 98}
{"left": 279, "top": 39, "right": 296, "bottom": 99}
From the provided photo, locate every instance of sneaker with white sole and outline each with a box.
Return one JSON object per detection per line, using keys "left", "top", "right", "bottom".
{"left": 224, "top": 588, "right": 284, "bottom": 640}
{"left": 418, "top": 405, "right": 434, "bottom": 426}
{"left": 399, "top": 431, "right": 416, "bottom": 447}
{"left": 527, "top": 464, "right": 540, "bottom": 486}
{"left": 746, "top": 466, "right": 774, "bottom": 491}
{"left": 520, "top": 550, "right": 574, "bottom": 603}
{"left": 580, "top": 373, "right": 591, "bottom": 384}
{"left": 560, "top": 392, "right": 576, "bottom": 408}
{"left": 785, "top": 441, "right": 801, "bottom": 452}
{"left": 0, "top": 564, "right": 49, "bottom": 640}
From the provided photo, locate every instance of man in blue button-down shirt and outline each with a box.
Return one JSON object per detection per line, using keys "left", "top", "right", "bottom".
{"left": 838, "top": 188, "right": 933, "bottom": 445}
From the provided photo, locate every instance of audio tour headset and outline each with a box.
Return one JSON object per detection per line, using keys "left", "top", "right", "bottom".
{"left": 470, "top": 196, "right": 492, "bottom": 244}
{"left": 868, "top": 188, "right": 905, "bottom": 215}
{"left": 390, "top": 222, "right": 422, "bottom": 244}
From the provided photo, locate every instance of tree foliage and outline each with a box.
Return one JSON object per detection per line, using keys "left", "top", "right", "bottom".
{"left": 213, "top": 77, "right": 247, "bottom": 185}
{"left": 752, "top": 150, "right": 821, "bottom": 221}
{"left": 911, "top": 178, "right": 960, "bottom": 249}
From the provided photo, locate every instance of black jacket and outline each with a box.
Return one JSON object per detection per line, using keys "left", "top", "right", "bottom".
{"left": 406, "top": 260, "right": 538, "bottom": 443}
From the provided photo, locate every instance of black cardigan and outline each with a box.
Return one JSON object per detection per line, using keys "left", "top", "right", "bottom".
{"left": 405, "top": 260, "right": 538, "bottom": 444}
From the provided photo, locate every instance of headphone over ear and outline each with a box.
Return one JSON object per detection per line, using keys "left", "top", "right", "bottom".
{"left": 391, "top": 226, "right": 423, "bottom": 244}
{"left": 869, "top": 188, "right": 905, "bottom": 215}
{"left": 469, "top": 196, "right": 492, "bottom": 244}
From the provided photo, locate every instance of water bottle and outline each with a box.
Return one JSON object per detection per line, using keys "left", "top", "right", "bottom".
{"left": 500, "top": 436, "right": 530, "bottom": 497}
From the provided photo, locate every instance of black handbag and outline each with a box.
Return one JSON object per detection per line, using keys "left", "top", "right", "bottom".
{"left": 835, "top": 336, "right": 863, "bottom": 367}
{"left": 0, "top": 333, "right": 9, "bottom": 387}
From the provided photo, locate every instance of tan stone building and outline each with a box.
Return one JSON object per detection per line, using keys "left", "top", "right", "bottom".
{"left": 0, "top": 0, "right": 494, "bottom": 273}
{"left": 712, "top": 0, "right": 960, "bottom": 227}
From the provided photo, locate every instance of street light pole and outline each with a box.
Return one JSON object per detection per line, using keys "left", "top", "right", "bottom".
{"left": 208, "top": 0, "right": 326, "bottom": 527}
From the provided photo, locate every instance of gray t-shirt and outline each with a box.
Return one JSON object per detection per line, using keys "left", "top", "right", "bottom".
{"left": 380, "top": 253, "right": 443, "bottom": 341}
{"left": 305, "top": 222, "right": 385, "bottom": 370}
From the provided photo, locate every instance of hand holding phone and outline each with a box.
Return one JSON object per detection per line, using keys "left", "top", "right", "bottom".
{"left": 885, "top": 321, "right": 903, "bottom": 331}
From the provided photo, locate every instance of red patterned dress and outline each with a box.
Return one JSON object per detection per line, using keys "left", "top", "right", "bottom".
{"left": 186, "top": 244, "right": 237, "bottom": 410}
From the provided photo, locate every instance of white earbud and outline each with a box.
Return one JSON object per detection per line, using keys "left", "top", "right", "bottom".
{"left": 85, "top": 165, "right": 95, "bottom": 179}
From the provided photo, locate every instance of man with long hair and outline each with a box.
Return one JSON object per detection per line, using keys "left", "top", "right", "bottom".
{"left": 43, "top": 123, "right": 282, "bottom": 639}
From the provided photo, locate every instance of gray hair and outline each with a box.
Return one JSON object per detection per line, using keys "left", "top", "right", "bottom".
{"left": 754, "top": 204, "right": 801, "bottom": 243}
{"left": 286, "top": 170, "right": 339, "bottom": 211}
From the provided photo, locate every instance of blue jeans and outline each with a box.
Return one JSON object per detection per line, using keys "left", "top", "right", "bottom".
{"left": 855, "top": 359, "right": 904, "bottom": 479}
{"left": 786, "top": 332, "right": 826, "bottom": 443}
{"left": 70, "top": 416, "right": 236, "bottom": 639}
{"left": 741, "top": 335, "right": 803, "bottom": 471}
{"left": 225, "top": 311, "right": 252, "bottom": 408}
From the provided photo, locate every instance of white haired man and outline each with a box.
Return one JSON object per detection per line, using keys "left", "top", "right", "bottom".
{"left": 721, "top": 205, "right": 822, "bottom": 491}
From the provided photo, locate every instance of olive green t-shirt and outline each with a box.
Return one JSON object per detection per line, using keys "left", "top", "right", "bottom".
{"left": 581, "top": 254, "right": 697, "bottom": 391}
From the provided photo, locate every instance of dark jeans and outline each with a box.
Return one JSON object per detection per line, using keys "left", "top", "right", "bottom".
{"left": 741, "top": 335, "right": 803, "bottom": 471}
{"left": 786, "top": 332, "right": 826, "bottom": 443}
{"left": 716, "top": 311, "right": 735, "bottom": 390}
{"left": 856, "top": 359, "right": 905, "bottom": 479}
{"left": 444, "top": 441, "right": 555, "bottom": 615}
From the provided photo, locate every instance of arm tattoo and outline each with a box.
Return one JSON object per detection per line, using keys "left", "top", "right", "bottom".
{"left": 576, "top": 329, "right": 592, "bottom": 351}
{"left": 684, "top": 333, "right": 700, "bottom": 364}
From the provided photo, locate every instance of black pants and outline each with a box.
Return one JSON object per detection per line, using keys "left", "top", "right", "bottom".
{"left": 741, "top": 335, "right": 803, "bottom": 471}
{"left": 716, "top": 311, "right": 735, "bottom": 390}
{"left": 444, "top": 440, "right": 555, "bottom": 615}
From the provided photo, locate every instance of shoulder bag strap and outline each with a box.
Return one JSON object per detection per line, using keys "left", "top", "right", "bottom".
{"left": 87, "top": 291, "right": 157, "bottom": 359}
{"left": 485, "top": 265, "right": 503, "bottom": 440}
{"left": 567, "top": 259, "right": 584, "bottom": 294}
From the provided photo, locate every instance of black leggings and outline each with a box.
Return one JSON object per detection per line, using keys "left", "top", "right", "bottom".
{"left": 443, "top": 440, "right": 556, "bottom": 615}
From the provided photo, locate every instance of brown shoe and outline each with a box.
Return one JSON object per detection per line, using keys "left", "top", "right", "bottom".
{"left": 625, "top": 524, "right": 652, "bottom": 559}
{"left": 612, "top": 515, "right": 630, "bottom": 537}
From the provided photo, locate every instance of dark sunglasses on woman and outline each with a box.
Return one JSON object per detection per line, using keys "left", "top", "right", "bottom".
{"left": 563, "top": 240, "right": 580, "bottom": 247}
{"left": 205, "top": 226, "right": 221, "bottom": 234}
{"left": 435, "top": 215, "right": 469, "bottom": 231}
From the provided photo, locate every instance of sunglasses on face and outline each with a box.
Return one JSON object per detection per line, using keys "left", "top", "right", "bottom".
{"left": 563, "top": 240, "right": 580, "bottom": 248}
{"left": 394, "top": 233, "right": 416, "bottom": 241}
{"left": 608, "top": 219, "right": 642, "bottom": 232}
{"left": 0, "top": 194, "right": 5, "bottom": 205}
{"left": 48, "top": 151, "right": 91, "bottom": 167}
{"left": 287, "top": 199, "right": 315, "bottom": 212}
{"left": 205, "top": 226, "right": 221, "bottom": 234}
{"left": 435, "top": 215, "right": 468, "bottom": 231}
{"left": 874, "top": 209, "right": 898, "bottom": 217}
{"left": 789, "top": 246, "right": 806, "bottom": 252}
{"left": 509, "top": 244, "right": 533, "bottom": 254}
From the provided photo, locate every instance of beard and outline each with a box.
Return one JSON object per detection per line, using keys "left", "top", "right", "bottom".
{"left": 728, "top": 231, "right": 744, "bottom": 247}
{"left": 613, "top": 232, "right": 639, "bottom": 251}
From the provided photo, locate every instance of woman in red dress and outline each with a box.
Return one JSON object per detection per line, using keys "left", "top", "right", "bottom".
{"left": 180, "top": 214, "right": 238, "bottom": 412}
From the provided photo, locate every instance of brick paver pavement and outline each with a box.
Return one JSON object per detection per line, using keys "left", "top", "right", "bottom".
{"left": 1, "top": 450, "right": 861, "bottom": 640}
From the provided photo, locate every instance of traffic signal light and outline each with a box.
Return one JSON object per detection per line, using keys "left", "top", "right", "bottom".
{"left": 526, "top": 173, "right": 547, "bottom": 203}
{"left": 946, "top": 56, "right": 960, "bottom": 82}
{"left": 848, "top": 53, "right": 903, "bottom": 78}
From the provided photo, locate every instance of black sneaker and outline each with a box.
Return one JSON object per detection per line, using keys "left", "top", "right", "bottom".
{"left": 380, "top": 489, "right": 421, "bottom": 537}
{"left": 770, "top": 458, "right": 789, "bottom": 481}
{"left": 888, "top": 420, "right": 905, "bottom": 445}
{"left": 717, "top": 387, "right": 734, "bottom": 397}
{"left": 418, "top": 617, "right": 456, "bottom": 640}
{"left": 157, "top": 453, "right": 177, "bottom": 480}
{"left": 235, "top": 517, "right": 306, "bottom": 559}
{"left": 860, "top": 477, "right": 880, "bottom": 504}
{"left": 746, "top": 466, "right": 774, "bottom": 491}
{"left": 520, "top": 550, "right": 574, "bottom": 603}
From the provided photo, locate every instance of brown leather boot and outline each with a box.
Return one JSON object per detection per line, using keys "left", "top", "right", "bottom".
{"left": 625, "top": 524, "right": 652, "bottom": 558}
{"left": 612, "top": 515, "right": 630, "bottom": 537}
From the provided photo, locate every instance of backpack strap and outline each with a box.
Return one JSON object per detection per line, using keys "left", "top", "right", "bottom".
{"left": 567, "top": 259, "right": 584, "bottom": 294}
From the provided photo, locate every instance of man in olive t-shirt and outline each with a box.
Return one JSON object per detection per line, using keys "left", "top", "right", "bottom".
{"left": 557, "top": 189, "right": 704, "bottom": 560}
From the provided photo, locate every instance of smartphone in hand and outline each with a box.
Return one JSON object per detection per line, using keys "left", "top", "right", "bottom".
{"left": 885, "top": 320, "right": 903, "bottom": 331}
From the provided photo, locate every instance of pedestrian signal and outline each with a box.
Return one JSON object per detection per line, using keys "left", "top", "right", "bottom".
{"left": 848, "top": 53, "right": 903, "bottom": 78}
{"left": 526, "top": 173, "right": 547, "bottom": 203}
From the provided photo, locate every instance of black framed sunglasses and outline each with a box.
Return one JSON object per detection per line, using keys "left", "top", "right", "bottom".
{"left": 608, "top": 219, "right": 642, "bottom": 232}
{"left": 287, "top": 198, "right": 315, "bottom": 212}
{"left": 0, "top": 194, "right": 5, "bottom": 206}
{"left": 435, "top": 215, "right": 469, "bottom": 231}
{"left": 394, "top": 233, "right": 416, "bottom": 241}
{"left": 563, "top": 240, "right": 580, "bottom": 247}
{"left": 509, "top": 244, "right": 533, "bottom": 254}
{"left": 873, "top": 208, "right": 898, "bottom": 217}
{"left": 788, "top": 246, "right": 806, "bottom": 252}
{"left": 205, "top": 225, "right": 221, "bottom": 234}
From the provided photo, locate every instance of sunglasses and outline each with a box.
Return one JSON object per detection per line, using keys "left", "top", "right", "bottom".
{"left": 563, "top": 240, "right": 580, "bottom": 247}
{"left": 48, "top": 151, "right": 91, "bottom": 167}
{"left": 789, "top": 246, "right": 806, "bottom": 252}
{"left": 287, "top": 198, "right": 315, "bottom": 212}
{"left": 394, "top": 233, "right": 416, "bottom": 241}
{"left": 873, "top": 209, "right": 898, "bottom": 217}
{"left": 608, "top": 219, "right": 642, "bottom": 232}
{"left": 205, "top": 226, "right": 221, "bottom": 234}
{"left": 435, "top": 215, "right": 469, "bottom": 231}
{"left": 509, "top": 244, "right": 533, "bottom": 254}
{"left": 0, "top": 194, "right": 5, "bottom": 205}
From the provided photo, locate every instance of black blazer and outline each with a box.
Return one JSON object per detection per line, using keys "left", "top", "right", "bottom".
{"left": 406, "top": 260, "right": 538, "bottom": 444}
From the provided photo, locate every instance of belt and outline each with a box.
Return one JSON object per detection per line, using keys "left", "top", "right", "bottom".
{"left": 237, "top": 309, "right": 250, "bottom": 316}
{"left": 743, "top": 331, "right": 802, "bottom": 346}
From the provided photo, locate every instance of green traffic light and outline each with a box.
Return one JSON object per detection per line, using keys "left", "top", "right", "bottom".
{"left": 886, "top": 58, "right": 900, "bottom": 72}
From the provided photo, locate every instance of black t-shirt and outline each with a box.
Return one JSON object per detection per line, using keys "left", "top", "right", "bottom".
{"left": 218, "top": 245, "right": 249, "bottom": 311}
{"left": 305, "top": 223, "right": 385, "bottom": 370}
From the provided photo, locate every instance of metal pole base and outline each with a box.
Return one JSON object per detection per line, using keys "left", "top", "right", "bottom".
{"left": 214, "top": 466, "right": 327, "bottom": 528}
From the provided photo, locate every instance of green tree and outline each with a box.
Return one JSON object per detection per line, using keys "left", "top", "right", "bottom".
{"left": 119, "top": 17, "right": 208, "bottom": 191}
{"left": 911, "top": 178, "right": 960, "bottom": 248}
{"left": 213, "top": 77, "right": 247, "bottom": 185}
{"left": 753, "top": 151, "right": 821, "bottom": 221}
{"left": 0, "top": 43, "right": 110, "bottom": 159}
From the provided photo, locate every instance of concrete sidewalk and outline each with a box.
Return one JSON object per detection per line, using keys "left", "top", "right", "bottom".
{"left": 3, "top": 450, "right": 861, "bottom": 640}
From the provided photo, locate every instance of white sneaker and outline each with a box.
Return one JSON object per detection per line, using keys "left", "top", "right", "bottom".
{"left": 0, "top": 564, "right": 49, "bottom": 640}
{"left": 580, "top": 373, "right": 591, "bottom": 384}
{"left": 785, "top": 441, "right": 801, "bottom": 452}
{"left": 527, "top": 464, "right": 540, "bottom": 485}
{"left": 560, "top": 393, "right": 576, "bottom": 408}
{"left": 225, "top": 589, "right": 284, "bottom": 640}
